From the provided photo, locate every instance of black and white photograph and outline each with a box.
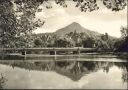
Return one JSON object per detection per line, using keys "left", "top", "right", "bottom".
{"left": 0, "top": 0, "right": 127, "bottom": 89}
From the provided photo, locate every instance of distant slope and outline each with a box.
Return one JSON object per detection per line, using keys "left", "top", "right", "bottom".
{"left": 54, "top": 22, "right": 100, "bottom": 37}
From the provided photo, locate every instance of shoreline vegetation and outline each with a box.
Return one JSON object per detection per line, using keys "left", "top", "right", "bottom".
{"left": 114, "top": 52, "right": 128, "bottom": 59}
{"left": 0, "top": 51, "right": 128, "bottom": 60}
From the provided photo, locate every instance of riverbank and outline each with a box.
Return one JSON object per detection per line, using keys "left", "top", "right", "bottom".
{"left": 114, "top": 52, "right": 128, "bottom": 59}
{"left": 0, "top": 52, "right": 127, "bottom": 61}
{"left": 0, "top": 53, "right": 123, "bottom": 60}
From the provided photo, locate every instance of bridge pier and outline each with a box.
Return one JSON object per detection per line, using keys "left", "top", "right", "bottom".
{"left": 77, "top": 48, "right": 80, "bottom": 55}
{"left": 1, "top": 51, "right": 5, "bottom": 60}
{"left": 1, "top": 48, "right": 5, "bottom": 60}
{"left": 73, "top": 50, "right": 80, "bottom": 55}
{"left": 50, "top": 51, "right": 57, "bottom": 55}
{"left": 55, "top": 51, "right": 57, "bottom": 56}
{"left": 78, "top": 50, "right": 80, "bottom": 55}
{"left": 22, "top": 51, "right": 26, "bottom": 59}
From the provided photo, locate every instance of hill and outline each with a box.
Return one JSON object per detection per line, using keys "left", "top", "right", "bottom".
{"left": 54, "top": 22, "right": 100, "bottom": 38}
{"left": 54, "top": 22, "right": 117, "bottom": 40}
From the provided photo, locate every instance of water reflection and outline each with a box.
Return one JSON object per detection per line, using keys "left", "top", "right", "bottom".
{"left": 0, "top": 73, "right": 7, "bottom": 89}
{"left": 0, "top": 60, "right": 127, "bottom": 89}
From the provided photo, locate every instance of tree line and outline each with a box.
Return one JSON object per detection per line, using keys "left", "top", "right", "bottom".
{"left": 114, "top": 26, "right": 128, "bottom": 52}
{"left": 32, "top": 31, "right": 116, "bottom": 51}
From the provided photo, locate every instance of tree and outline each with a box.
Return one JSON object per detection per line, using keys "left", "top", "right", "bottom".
{"left": 115, "top": 26, "right": 128, "bottom": 52}
{"left": 114, "top": 39, "right": 123, "bottom": 51}
{"left": 0, "top": 1, "right": 19, "bottom": 48}
{"left": 34, "top": 38, "right": 43, "bottom": 47}
{"left": 120, "top": 26, "right": 128, "bottom": 40}
{"left": 57, "top": 0, "right": 126, "bottom": 12}
{"left": 66, "top": 30, "right": 83, "bottom": 47}
{"left": 54, "top": 38, "right": 74, "bottom": 47}
{"left": 82, "top": 37, "right": 95, "bottom": 48}
{"left": 97, "top": 33, "right": 117, "bottom": 51}
{"left": 101, "top": 33, "right": 109, "bottom": 41}
{"left": 0, "top": 0, "right": 45, "bottom": 48}
{"left": 0, "top": 0, "right": 126, "bottom": 48}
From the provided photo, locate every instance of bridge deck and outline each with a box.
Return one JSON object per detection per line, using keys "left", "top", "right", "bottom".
{"left": 0, "top": 48, "right": 97, "bottom": 52}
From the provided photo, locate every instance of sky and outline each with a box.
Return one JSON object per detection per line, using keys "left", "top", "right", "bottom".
{"left": 34, "top": 1, "right": 127, "bottom": 38}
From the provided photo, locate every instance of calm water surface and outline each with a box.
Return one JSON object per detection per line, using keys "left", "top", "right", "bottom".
{"left": 0, "top": 55, "right": 128, "bottom": 89}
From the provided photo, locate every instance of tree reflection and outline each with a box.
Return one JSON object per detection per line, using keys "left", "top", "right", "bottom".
{"left": 0, "top": 60, "right": 127, "bottom": 82}
{"left": 0, "top": 73, "right": 7, "bottom": 89}
{"left": 114, "top": 62, "right": 128, "bottom": 84}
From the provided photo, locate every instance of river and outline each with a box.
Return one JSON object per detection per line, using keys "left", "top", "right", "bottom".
{"left": 0, "top": 54, "right": 127, "bottom": 89}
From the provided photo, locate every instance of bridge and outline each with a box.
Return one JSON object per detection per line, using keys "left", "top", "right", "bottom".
{"left": 0, "top": 48, "right": 97, "bottom": 59}
{"left": 0, "top": 47, "right": 96, "bottom": 51}
{"left": 0, "top": 47, "right": 97, "bottom": 53}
